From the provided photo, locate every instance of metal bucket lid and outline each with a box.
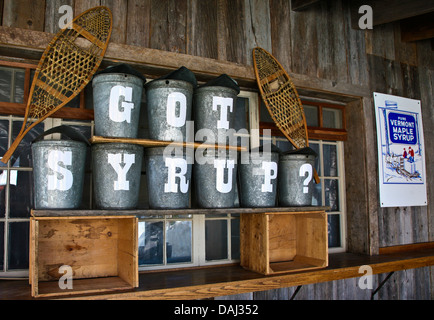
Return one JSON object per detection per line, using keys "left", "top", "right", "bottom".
{"left": 145, "top": 78, "right": 194, "bottom": 91}
{"left": 147, "top": 66, "right": 197, "bottom": 88}
{"left": 92, "top": 72, "right": 144, "bottom": 87}
{"left": 93, "top": 63, "right": 147, "bottom": 82}
{"left": 197, "top": 74, "right": 240, "bottom": 94}
{"left": 281, "top": 146, "right": 317, "bottom": 157}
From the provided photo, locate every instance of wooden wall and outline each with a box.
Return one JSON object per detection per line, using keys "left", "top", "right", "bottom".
{"left": 1, "top": 0, "right": 433, "bottom": 299}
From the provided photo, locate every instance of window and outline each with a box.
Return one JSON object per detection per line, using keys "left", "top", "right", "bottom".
{"left": 259, "top": 99, "right": 347, "bottom": 253}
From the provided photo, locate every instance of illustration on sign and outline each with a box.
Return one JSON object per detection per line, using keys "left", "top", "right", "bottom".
{"left": 378, "top": 106, "right": 423, "bottom": 184}
{"left": 374, "top": 93, "right": 427, "bottom": 207}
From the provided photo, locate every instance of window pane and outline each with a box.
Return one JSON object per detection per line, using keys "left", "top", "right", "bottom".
{"left": 0, "top": 170, "right": 5, "bottom": 218}
{"left": 138, "top": 221, "right": 163, "bottom": 265}
{"left": 0, "top": 120, "right": 9, "bottom": 161}
{"left": 13, "top": 70, "right": 25, "bottom": 103}
{"left": 166, "top": 221, "right": 192, "bottom": 264}
{"left": 0, "top": 68, "right": 12, "bottom": 102}
{"left": 259, "top": 100, "right": 272, "bottom": 122}
{"left": 231, "top": 218, "right": 240, "bottom": 260}
{"left": 323, "top": 144, "right": 338, "bottom": 177}
{"left": 11, "top": 121, "right": 44, "bottom": 167}
{"left": 8, "top": 221, "right": 29, "bottom": 270}
{"left": 275, "top": 139, "right": 294, "bottom": 153}
{"left": 328, "top": 214, "right": 341, "bottom": 248}
{"left": 234, "top": 97, "right": 248, "bottom": 131}
{"left": 309, "top": 142, "right": 321, "bottom": 176}
{"left": 205, "top": 220, "right": 227, "bottom": 261}
{"left": 0, "top": 222, "right": 4, "bottom": 270}
{"left": 303, "top": 105, "right": 319, "bottom": 127}
{"left": 323, "top": 107, "right": 342, "bottom": 129}
{"left": 9, "top": 171, "right": 32, "bottom": 218}
{"left": 64, "top": 94, "right": 80, "bottom": 108}
{"left": 312, "top": 181, "right": 322, "bottom": 206}
{"left": 325, "top": 179, "right": 339, "bottom": 211}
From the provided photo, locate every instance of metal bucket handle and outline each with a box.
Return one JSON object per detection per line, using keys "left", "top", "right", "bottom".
{"left": 32, "top": 125, "right": 91, "bottom": 146}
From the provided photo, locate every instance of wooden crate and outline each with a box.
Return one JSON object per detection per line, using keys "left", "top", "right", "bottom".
{"left": 30, "top": 215, "right": 138, "bottom": 298}
{"left": 240, "top": 210, "right": 328, "bottom": 275}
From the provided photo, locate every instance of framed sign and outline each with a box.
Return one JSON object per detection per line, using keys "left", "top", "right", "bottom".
{"left": 374, "top": 92, "right": 427, "bottom": 207}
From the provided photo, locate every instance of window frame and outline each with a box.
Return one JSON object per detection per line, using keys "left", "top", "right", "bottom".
{"left": 259, "top": 99, "right": 347, "bottom": 142}
{"left": 0, "top": 60, "right": 93, "bottom": 120}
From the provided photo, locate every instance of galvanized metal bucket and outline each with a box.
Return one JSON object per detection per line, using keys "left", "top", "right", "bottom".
{"left": 194, "top": 149, "right": 238, "bottom": 208}
{"left": 193, "top": 86, "right": 238, "bottom": 145}
{"left": 92, "top": 73, "right": 144, "bottom": 138}
{"left": 278, "top": 149, "right": 317, "bottom": 206}
{"left": 92, "top": 143, "right": 144, "bottom": 209}
{"left": 145, "top": 146, "right": 193, "bottom": 209}
{"left": 146, "top": 79, "right": 193, "bottom": 141}
{"left": 32, "top": 126, "right": 89, "bottom": 209}
{"left": 239, "top": 151, "right": 279, "bottom": 207}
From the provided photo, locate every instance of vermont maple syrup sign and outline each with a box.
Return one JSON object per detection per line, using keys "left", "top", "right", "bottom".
{"left": 374, "top": 92, "right": 427, "bottom": 207}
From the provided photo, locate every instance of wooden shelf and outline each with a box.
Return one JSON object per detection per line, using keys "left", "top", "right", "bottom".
{"left": 31, "top": 206, "right": 330, "bottom": 217}
{"left": 1, "top": 248, "right": 434, "bottom": 300}
{"left": 90, "top": 136, "right": 246, "bottom": 151}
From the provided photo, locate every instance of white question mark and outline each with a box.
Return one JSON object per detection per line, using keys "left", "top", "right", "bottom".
{"left": 299, "top": 163, "right": 313, "bottom": 193}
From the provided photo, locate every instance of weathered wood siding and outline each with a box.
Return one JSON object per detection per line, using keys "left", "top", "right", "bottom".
{"left": 1, "top": 0, "right": 433, "bottom": 299}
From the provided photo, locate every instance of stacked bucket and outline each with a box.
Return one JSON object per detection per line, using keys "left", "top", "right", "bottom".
{"left": 91, "top": 64, "right": 146, "bottom": 209}
{"left": 144, "top": 67, "right": 196, "bottom": 209}
{"left": 31, "top": 63, "right": 318, "bottom": 211}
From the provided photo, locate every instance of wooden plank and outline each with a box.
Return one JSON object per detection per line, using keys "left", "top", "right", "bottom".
{"left": 125, "top": 0, "right": 150, "bottom": 47}
{"left": 101, "top": 0, "right": 127, "bottom": 44}
{"left": 31, "top": 207, "right": 330, "bottom": 217}
{"left": 61, "top": 248, "right": 434, "bottom": 300}
{"left": 36, "top": 218, "right": 119, "bottom": 281}
{"left": 0, "top": 26, "right": 371, "bottom": 97}
{"left": 244, "top": 0, "right": 271, "bottom": 65}
{"left": 74, "top": 0, "right": 101, "bottom": 16}
{"left": 380, "top": 242, "right": 434, "bottom": 255}
{"left": 289, "top": 1, "right": 318, "bottom": 78}
{"left": 240, "top": 213, "right": 269, "bottom": 275}
{"left": 342, "top": 0, "right": 369, "bottom": 87}
{"left": 268, "top": 214, "right": 296, "bottom": 262}
{"left": 186, "top": 0, "right": 218, "bottom": 60}
{"left": 36, "top": 276, "right": 133, "bottom": 298}
{"left": 270, "top": 0, "right": 292, "bottom": 71}
{"left": 167, "top": 0, "right": 187, "bottom": 54}
{"left": 117, "top": 218, "right": 138, "bottom": 287}
{"left": 394, "top": 23, "right": 418, "bottom": 66}
{"left": 2, "top": 249, "right": 434, "bottom": 299}
{"left": 216, "top": 0, "right": 246, "bottom": 64}
{"left": 135, "top": 0, "right": 188, "bottom": 52}
{"left": 291, "top": 0, "right": 321, "bottom": 11}
{"left": 2, "top": 0, "right": 46, "bottom": 31}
